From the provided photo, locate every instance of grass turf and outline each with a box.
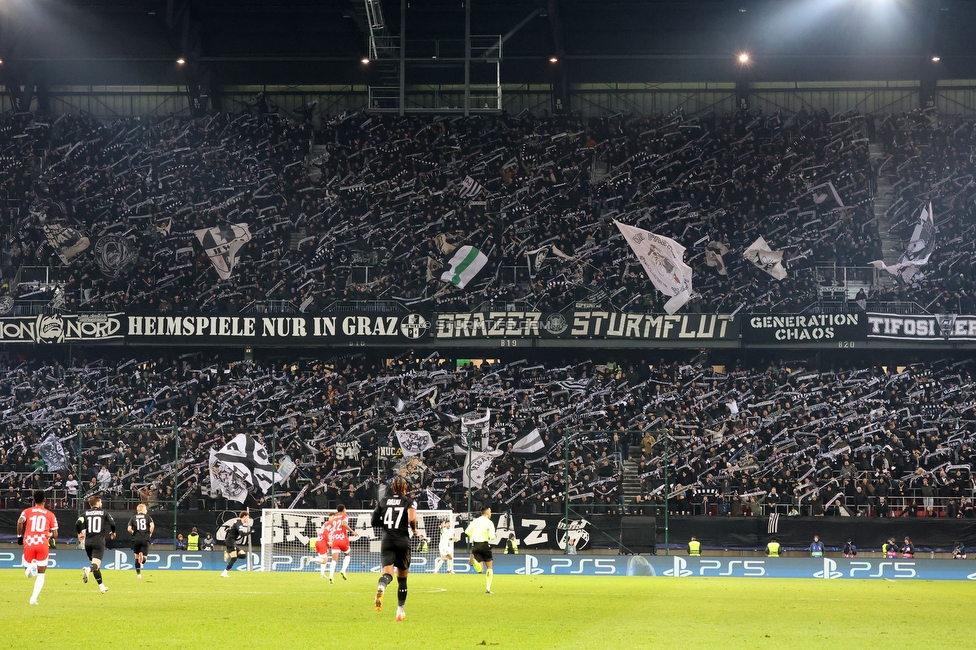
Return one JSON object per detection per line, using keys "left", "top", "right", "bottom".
{"left": 1, "top": 568, "right": 972, "bottom": 649}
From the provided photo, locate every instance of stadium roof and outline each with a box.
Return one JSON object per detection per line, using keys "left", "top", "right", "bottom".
{"left": 2, "top": 0, "right": 975, "bottom": 87}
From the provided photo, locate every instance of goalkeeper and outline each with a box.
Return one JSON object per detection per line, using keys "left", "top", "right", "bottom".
{"left": 464, "top": 505, "right": 496, "bottom": 594}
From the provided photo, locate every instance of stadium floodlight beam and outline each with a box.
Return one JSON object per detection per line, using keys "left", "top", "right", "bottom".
{"left": 738, "top": 52, "right": 750, "bottom": 64}
{"left": 549, "top": 56, "right": 558, "bottom": 64}
{"left": 932, "top": 56, "right": 941, "bottom": 62}
{"left": 361, "top": 57, "right": 370, "bottom": 64}
{"left": 176, "top": 57, "right": 185, "bottom": 65}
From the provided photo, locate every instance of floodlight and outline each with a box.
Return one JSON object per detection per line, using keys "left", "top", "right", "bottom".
{"left": 738, "top": 53, "right": 750, "bottom": 64}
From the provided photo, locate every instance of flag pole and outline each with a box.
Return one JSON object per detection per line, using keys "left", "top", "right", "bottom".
{"left": 173, "top": 423, "right": 179, "bottom": 550}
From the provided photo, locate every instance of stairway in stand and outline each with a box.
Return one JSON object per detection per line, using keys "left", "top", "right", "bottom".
{"left": 621, "top": 459, "right": 642, "bottom": 504}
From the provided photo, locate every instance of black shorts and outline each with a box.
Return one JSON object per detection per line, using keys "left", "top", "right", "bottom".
{"left": 86, "top": 543, "right": 106, "bottom": 562}
{"left": 132, "top": 541, "right": 149, "bottom": 556}
{"left": 472, "top": 542, "right": 493, "bottom": 563}
{"left": 225, "top": 543, "right": 240, "bottom": 555}
{"left": 380, "top": 537, "right": 411, "bottom": 570}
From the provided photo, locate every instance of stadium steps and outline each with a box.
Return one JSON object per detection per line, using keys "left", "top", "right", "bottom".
{"left": 870, "top": 142, "right": 900, "bottom": 269}
{"left": 621, "top": 459, "right": 642, "bottom": 503}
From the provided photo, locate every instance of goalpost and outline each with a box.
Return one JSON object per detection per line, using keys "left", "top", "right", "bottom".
{"left": 260, "top": 508, "right": 458, "bottom": 573}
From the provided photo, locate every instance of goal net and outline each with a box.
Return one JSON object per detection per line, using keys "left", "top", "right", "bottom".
{"left": 260, "top": 508, "right": 458, "bottom": 573}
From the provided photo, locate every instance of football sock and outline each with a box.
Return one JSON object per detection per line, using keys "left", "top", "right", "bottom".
{"left": 328, "top": 560, "right": 336, "bottom": 580}
{"left": 397, "top": 576, "right": 408, "bottom": 607}
{"left": 447, "top": 558, "right": 454, "bottom": 572}
{"left": 377, "top": 572, "right": 393, "bottom": 592}
{"left": 434, "top": 558, "right": 444, "bottom": 573}
{"left": 135, "top": 559, "right": 142, "bottom": 575}
{"left": 319, "top": 559, "right": 326, "bottom": 576}
{"left": 486, "top": 569, "right": 493, "bottom": 591}
{"left": 92, "top": 568, "right": 103, "bottom": 585}
{"left": 341, "top": 555, "right": 351, "bottom": 574}
{"left": 225, "top": 557, "right": 238, "bottom": 572}
{"left": 31, "top": 574, "right": 45, "bottom": 601}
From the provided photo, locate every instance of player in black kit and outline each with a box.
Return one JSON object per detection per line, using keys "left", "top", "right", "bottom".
{"left": 76, "top": 495, "right": 116, "bottom": 594}
{"left": 127, "top": 504, "right": 154, "bottom": 579}
{"left": 372, "top": 476, "right": 418, "bottom": 622}
{"left": 221, "top": 511, "right": 250, "bottom": 577}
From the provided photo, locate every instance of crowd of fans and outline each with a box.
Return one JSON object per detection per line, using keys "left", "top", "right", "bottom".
{"left": 0, "top": 105, "right": 886, "bottom": 315}
{"left": 0, "top": 351, "right": 974, "bottom": 519}
{"left": 867, "top": 111, "right": 976, "bottom": 313}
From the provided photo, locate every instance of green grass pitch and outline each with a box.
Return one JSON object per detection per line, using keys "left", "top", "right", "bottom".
{"left": 1, "top": 568, "right": 972, "bottom": 649}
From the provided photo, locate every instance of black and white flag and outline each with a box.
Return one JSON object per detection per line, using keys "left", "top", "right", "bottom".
{"left": 511, "top": 428, "right": 545, "bottom": 454}
{"left": 210, "top": 433, "right": 278, "bottom": 500}
{"left": 36, "top": 434, "right": 69, "bottom": 472}
{"left": 743, "top": 236, "right": 787, "bottom": 280}
{"left": 457, "top": 175, "right": 485, "bottom": 199}
{"left": 42, "top": 224, "right": 90, "bottom": 264}
{"left": 395, "top": 430, "right": 435, "bottom": 456}
{"left": 194, "top": 223, "right": 252, "bottom": 280}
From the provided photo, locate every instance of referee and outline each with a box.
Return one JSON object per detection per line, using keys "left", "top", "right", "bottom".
{"left": 465, "top": 505, "right": 496, "bottom": 594}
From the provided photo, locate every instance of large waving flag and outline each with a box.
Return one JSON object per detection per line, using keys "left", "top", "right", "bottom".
{"left": 209, "top": 434, "right": 279, "bottom": 501}
{"left": 614, "top": 220, "right": 692, "bottom": 314}
{"left": 871, "top": 202, "right": 935, "bottom": 283}
{"left": 194, "top": 223, "right": 252, "bottom": 280}
{"left": 440, "top": 245, "right": 488, "bottom": 288}
{"left": 743, "top": 236, "right": 787, "bottom": 280}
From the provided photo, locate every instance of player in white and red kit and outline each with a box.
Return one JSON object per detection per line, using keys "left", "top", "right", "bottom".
{"left": 17, "top": 490, "right": 58, "bottom": 605}
{"left": 325, "top": 504, "right": 358, "bottom": 583}
{"left": 312, "top": 517, "right": 332, "bottom": 578}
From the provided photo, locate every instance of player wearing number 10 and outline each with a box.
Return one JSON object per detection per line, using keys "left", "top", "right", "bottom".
{"left": 372, "top": 476, "right": 419, "bottom": 622}
{"left": 17, "top": 489, "right": 58, "bottom": 605}
{"left": 76, "top": 495, "right": 117, "bottom": 594}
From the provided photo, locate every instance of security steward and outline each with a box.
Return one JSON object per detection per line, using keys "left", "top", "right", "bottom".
{"left": 187, "top": 527, "right": 200, "bottom": 551}
{"left": 766, "top": 537, "right": 781, "bottom": 557}
{"left": 504, "top": 533, "right": 519, "bottom": 554}
{"left": 688, "top": 536, "right": 701, "bottom": 556}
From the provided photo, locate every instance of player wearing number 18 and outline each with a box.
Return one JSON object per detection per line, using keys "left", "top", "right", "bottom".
{"left": 372, "top": 476, "right": 418, "bottom": 622}
{"left": 76, "top": 495, "right": 117, "bottom": 594}
{"left": 17, "top": 489, "right": 58, "bottom": 605}
{"left": 127, "top": 504, "right": 155, "bottom": 579}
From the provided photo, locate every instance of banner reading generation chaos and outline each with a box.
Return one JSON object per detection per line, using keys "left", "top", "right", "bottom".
{"left": 744, "top": 313, "right": 866, "bottom": 344}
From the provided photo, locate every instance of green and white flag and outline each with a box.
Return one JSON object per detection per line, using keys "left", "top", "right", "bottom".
{"left": 440, "top": 245, "right": 487, "bottom": 288}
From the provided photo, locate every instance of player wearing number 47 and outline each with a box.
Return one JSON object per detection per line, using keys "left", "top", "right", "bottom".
{"left": 18, "top": 489, "right": 58, "bottom": 605}
{"left": 77, "top": 495, "right": 117, "bottom": 594}
{"left": 127, "top": 504, "right": 155, "bottom": 580}
{"left": 372, "top": 476, "right": 419, "bottom": 622}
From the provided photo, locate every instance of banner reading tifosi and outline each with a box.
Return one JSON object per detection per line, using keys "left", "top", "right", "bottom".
{"left": 744, "top": 313, "right": 866, "bottom": 344}
{"left": 867, "top": 313, "right": 976, "bottom": 341}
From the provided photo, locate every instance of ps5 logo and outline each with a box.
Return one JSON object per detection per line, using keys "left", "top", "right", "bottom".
{"left": 663, "top": 556, "right": 693, "bottom": 577}
{"left": 967, "top": 571, "right": 976, "bottom": 581}
{"left": 515, "top": 554, "right": 544, "bottom": 575}
{"left": 814, "top": 558, "right": 842, "bottom": 579}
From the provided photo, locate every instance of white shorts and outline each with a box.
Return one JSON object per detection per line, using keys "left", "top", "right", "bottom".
{"left": 439, "top": 543, "right": 455, "bottom": 557}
